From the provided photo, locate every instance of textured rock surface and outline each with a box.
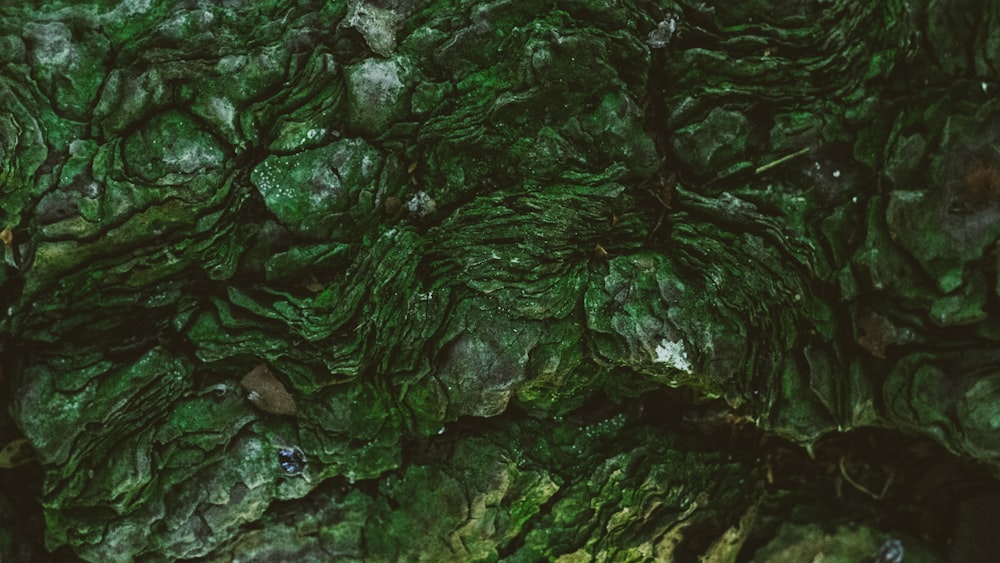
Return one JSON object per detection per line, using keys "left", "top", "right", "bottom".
{"left": 2, "top": 0, "right": 1000, "bottom": 561}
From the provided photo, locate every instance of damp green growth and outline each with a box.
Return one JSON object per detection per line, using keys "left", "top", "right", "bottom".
{"left": 2, "top": 0, "right": 1000, "bottom": 561}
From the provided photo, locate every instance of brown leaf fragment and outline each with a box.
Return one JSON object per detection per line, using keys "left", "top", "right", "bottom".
{"left": 240, "top": 364, "right": 297, "bottom": 415}
{"left": 384, "top": 195, "right": 401, "bottom": 215}
{"left": 302, "top": 272, "right": 325, "bottom": 292}
{"left": 0, "top": 439, "right": 35, "bottom": 468}
{"left": 856, "top": 310, "right": 899, "bottom": 359}
{"left": 959, "top": 160, "right": 1000, "bottom": 206}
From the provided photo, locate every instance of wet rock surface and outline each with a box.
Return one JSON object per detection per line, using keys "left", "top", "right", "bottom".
{"left": 2, "top": 0, "right": 1000, "bottom": 560}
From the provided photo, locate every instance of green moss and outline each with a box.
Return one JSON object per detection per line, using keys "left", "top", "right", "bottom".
{"left": 2, "top": 0, "right": 999, "bottom": 560}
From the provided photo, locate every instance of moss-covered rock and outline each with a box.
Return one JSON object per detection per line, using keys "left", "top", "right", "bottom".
{"left": 2, "top": 0, "right": 1000, "bottom": 560}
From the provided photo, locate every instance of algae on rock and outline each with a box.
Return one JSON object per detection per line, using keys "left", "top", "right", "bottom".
{"left": 2, "top": 0, "right": 1000, "bottom": 561}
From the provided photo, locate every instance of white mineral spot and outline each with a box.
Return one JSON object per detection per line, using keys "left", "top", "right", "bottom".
{"left": 832, "top": 169, "right": 841, "bottom": 178}
{"left": 347, "top": 57, "right": 406, "bottom": 130}
{"left": 111, "top": 0, "right": 152, "bottom": 17}
{"left": 216, "top": 54, "right": 247, "bottom": 74}
{"left": 208, "top": 97, "right": 236, "bottom": 129}
{"left": 309, "top": 164, "right": 342, "bottom": 203}
{"left": 406, "top": 191, "right": 436, "bottom": 217}
{"left": 24, "top": 22, "right": 77, "bottom": 69}
{"left": 647, "top": 15, "right": 678, "bottom": 48}
{"left": 346, "top": 0, "right": 402, "bottom": 56}
{"left": 654, "top": 339, "right": 692, "bottom": 373}
{"left": 165, "top": 142, "right": 219, "bottom": 174}
{"left": 354, "top": 59, "right": 403, "bottom": 101}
